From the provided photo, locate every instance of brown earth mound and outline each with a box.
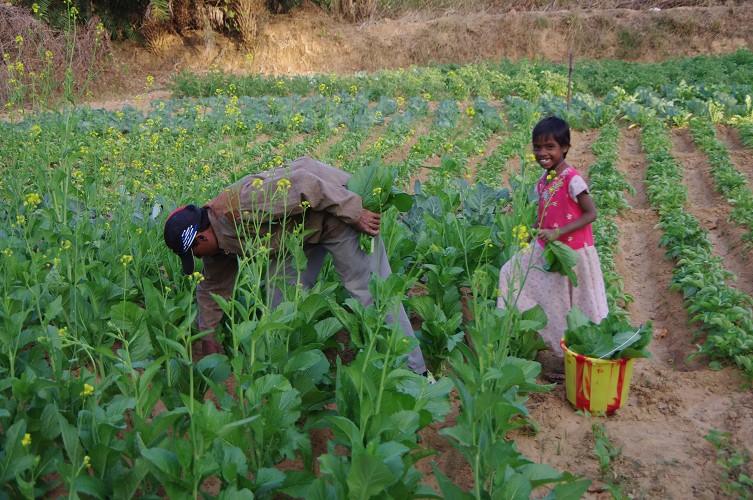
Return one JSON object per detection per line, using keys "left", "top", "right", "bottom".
{"left": 91, "top": 2, "right": 752, "bottom": 99}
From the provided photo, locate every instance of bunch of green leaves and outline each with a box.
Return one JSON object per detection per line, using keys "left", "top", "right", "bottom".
{"left": 542, "top": 241, "right": 579, "bottom": 287}
{"left": 564, "top": 307, "right": 652, "bottom": 360}
{"left": 346, "top": 159, "right": 413, "bottom": 254}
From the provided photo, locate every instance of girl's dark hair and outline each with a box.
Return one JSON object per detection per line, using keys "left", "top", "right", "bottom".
{"left": 532, "top": 116, "right": 571, "bottom": 155}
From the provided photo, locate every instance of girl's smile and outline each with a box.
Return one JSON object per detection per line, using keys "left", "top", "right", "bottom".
{"left": 533, "top": 134, "right": 569, "bottom": 171}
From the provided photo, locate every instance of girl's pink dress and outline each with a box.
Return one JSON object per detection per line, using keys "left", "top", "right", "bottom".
{"left": 497, "top": 166, "right": 609, "bottom": 356}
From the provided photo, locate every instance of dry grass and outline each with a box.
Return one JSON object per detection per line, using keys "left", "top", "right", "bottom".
{"left": 234, "top": 0, "right": 269, "bottom": 48}
{"left": 0, "top": 3, "right": 112, "bottom": 106}
{"left": 378, "top": 0, "right": 743, "bottom": 17}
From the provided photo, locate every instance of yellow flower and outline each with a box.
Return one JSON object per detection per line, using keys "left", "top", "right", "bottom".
{"left": 277, "top": 178, "right": 291, "bottom": 192}
{"left": 371, "top": 187, "right": 382, "bottom": 196}
{"left": 191, "top": 271, "right": 204, "bottom": 282}
{"left": 80, "top": 383, "right": 94, "bottom": 397}
{"left": 16, "top": 215, "right": 26, "bottom": 226}
{"left": 23, "top": 193, "right": 41, "bottom": 207}
{"left": 84, "top": 455, "right": 91, "bottom": 469}
{"left": 252, "top": 178, "right": 263, "bottom": 189}
{"left": 21, "top": 433, "right": 31, "bottom": 447}
{"left": 119, "top": 254, "right": 133, "bottom": 267}
{"left": 15, "top": 36, "right": 23, "bottom": 46}
{"left": 300, "top": 201, "right": 310, "bottom": 209}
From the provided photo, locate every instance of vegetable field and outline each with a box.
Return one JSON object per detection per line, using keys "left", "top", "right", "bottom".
{"left": 2, "top": 51, "right": 753, "bottom": 498}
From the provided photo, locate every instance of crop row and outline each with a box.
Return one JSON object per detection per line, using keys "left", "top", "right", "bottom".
{"left": 689, "top": 117, "right": 753, "bottom": 249}
{"left": 639, "top": 117, "right": 753, "bottom": 378}
{"left": 586, "top": 123, "right": 635, "bottom": 315}
{"left": 169, "top": 50, "right": 753, "bottom": 103}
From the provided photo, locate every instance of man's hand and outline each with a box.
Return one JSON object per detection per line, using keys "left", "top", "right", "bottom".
{"left": 355, "top": 209, "right": 381, "bottom": 236}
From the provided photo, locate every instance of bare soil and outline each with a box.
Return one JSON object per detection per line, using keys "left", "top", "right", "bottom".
{"left": 40, "top": 3, "right": 753, "bottom": 497}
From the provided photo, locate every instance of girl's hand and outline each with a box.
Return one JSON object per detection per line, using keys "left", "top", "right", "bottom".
{"left": 539, "top": 228, "right": 560, "bottom": 243}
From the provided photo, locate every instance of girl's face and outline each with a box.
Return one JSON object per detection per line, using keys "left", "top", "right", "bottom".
{"left": 533, "top": 134, "right": 569, "bottom": 171}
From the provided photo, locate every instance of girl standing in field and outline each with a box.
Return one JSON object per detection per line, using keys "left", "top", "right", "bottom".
{"left": 497, "top": 116, "right": 608, "bottom": 382}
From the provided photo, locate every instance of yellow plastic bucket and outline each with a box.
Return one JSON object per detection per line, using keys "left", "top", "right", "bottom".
{"left": 560, "top": 339, "right": 635, "bottom": 416}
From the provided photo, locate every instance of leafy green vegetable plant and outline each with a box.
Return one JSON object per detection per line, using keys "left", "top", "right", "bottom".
{"left": 705, "top": 429, "right": 753, "bottom": 498}
{"left": 346, "top": 159, "right": 413, "bottom": 253}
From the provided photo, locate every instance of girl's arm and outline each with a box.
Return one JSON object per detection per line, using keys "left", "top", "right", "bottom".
{"left": 539, "top": 191, "right": 597, "bottom": 243}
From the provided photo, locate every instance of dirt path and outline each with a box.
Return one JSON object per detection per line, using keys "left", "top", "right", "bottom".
{"left": 510, "top": 126, "right": 753, "bottom": 499}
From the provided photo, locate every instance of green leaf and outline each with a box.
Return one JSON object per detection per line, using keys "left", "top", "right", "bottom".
{"left": 110, "top": 301, "right": 145, "bottom": 333}
{"left": 216, "top": 486, "right": 254, "bottom": 500}
{"left": 112, "top": 457, "right": 150, "bottom": 500}
{"left": 543, "top": 479, "right": 592, "bottom": 499}
{"left": 43, "top": 296, "right": 64, "bottom": 323}
{"left": 518, "top": 463, "right": 564, "bottom": 487}
{"left": 72, "top": 475, "right": 107, "bottom": 498}
{"left": 390, "top": 190, "right": 413, "bottom": 212}
{"left": 493, "top": 472, "right": 531, "bottom": 500}
{"left": 327, "top": 416, "right": 362, "bottom": 449}
{"left": 542, "top": 241, "right": 579, "bottom": 287}
{"left": 41, "top": 404, "right": 62, "bottom": 440}
{"left": 347, "top": 450, "right": 397, "bottom": 500}
{"left": 56, "top": 412, "right": 83, "bottom": 465}
{"left": 0, "top": 421, "right": 34, "bottom": 484}
{"left": 430, "top": 461, "right": 474, "bottom": 500}
{"left": 141, "top": 447, "right": 182, "bottom": 480}
{"left": 279, "top": 470, "right": 318, "bottom": 498}
{"left": 565, "top": 306, "right": 593, "bottom": 335}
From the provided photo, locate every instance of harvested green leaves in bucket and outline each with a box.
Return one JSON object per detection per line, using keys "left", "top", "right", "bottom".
{"left": 564, "top": 306, "right": 653, "bottom": 360}
{"left": 542, "top": 240, "right": 579, "bottom": 287}
{"left": 347, "top": 158, "right": 413, "bottom": 253}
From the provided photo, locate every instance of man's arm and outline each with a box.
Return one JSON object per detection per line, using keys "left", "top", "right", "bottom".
{"left": 196, "top": 253, "right": 238, "bottom": 332}
{"left": 281, "top": 167, "right": 364, "bottom": 225}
